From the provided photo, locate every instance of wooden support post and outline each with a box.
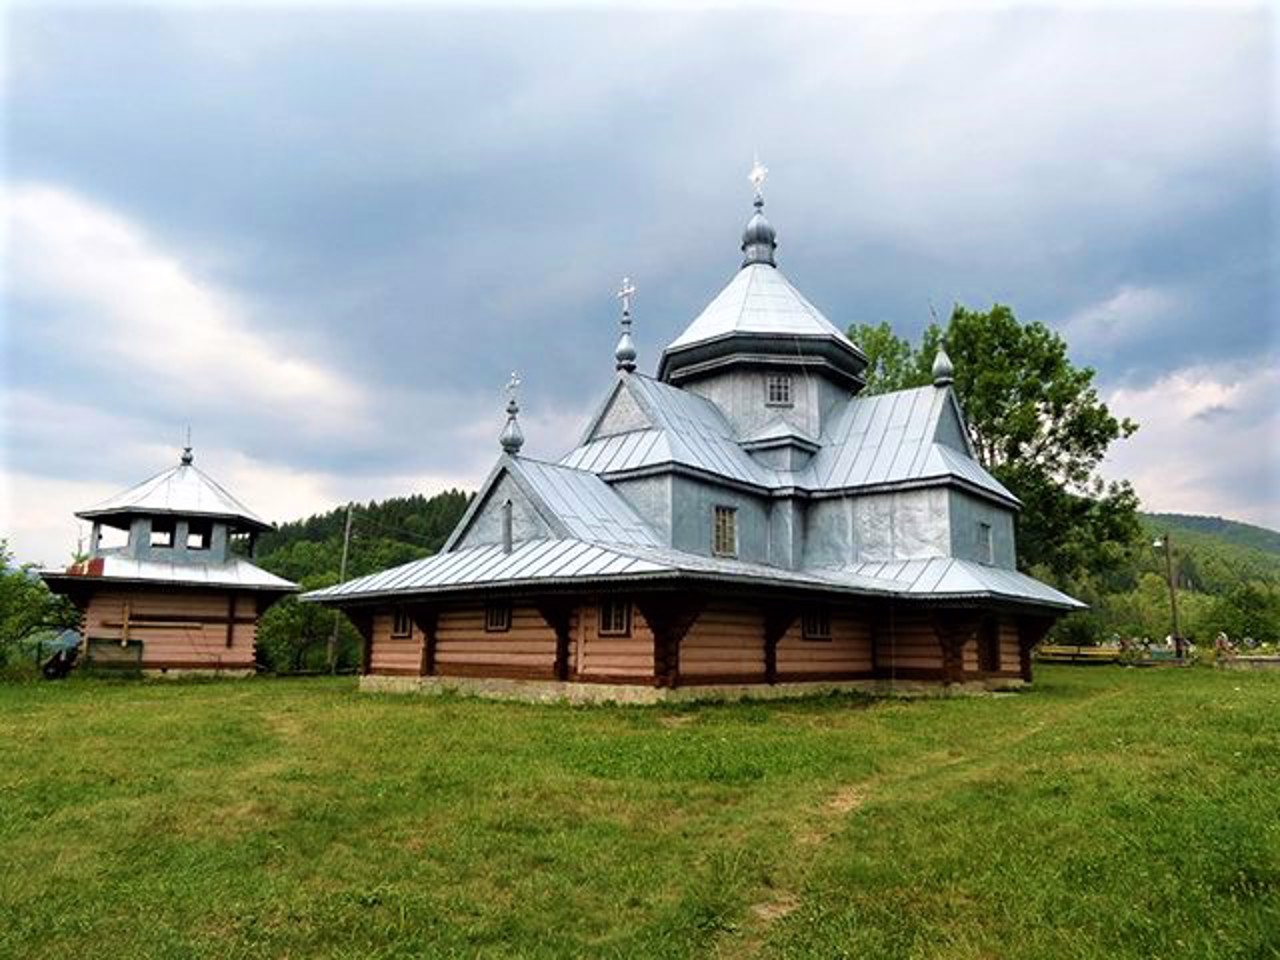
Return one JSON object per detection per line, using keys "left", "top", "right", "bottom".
{"left": 1016, "top": 614, "right": 1054, "bottom": 682}
{"left": 762, "top": 602, "right": 800, "bottom": 685}
{"left": 636, "top": 594, "right": 704, "bottom": 688}
{"left": 535, "top": 600, "right": 575, "bottom": 682}
{"left": 411, "top": 607, "right": 439, "bottom": 677}
{"left": 225, "top": 594, "right": 237, "bottom": 649}
{"left": 932, "top": 610, "right": 981, "bottom": 685}
{"left": 345, "top": 609, "right": 375, "bottom": 676}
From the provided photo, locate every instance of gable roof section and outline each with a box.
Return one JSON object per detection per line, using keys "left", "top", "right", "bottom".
{"left": 76, "top": 461, "right": 272, "bottom": 531}
{"left": 803, "top": 385, "right": 1018, "bottom": 506}
{"left": 840, "top": 557, "right": 1084, "bottom": 609}
{"left": 442, "top": 455, "right": 661, "bottom": 552}
{"left": 562, "top": 375, "right": 778, "bottom": 489}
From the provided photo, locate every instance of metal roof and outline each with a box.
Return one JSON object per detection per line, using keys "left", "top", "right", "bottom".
{"left": 801, "top": 385, "right": 1018, "bottom": 504}
{"left": 839, "top": 557, "right": 1084, "bottom": 610}
{"left": 665, "top": 263, "right": 854, "bottom": 351}
{"left": 508, "top": 458, "right": 661, "bottom": 547}
{"left": 77, "top": 457, "right": 272, "bottom": 532}
{"left": 302, "top": 537, "right": 903, "bottom": 603}
{"left": 42, "top": 554, "right": 296, "bottom": 592}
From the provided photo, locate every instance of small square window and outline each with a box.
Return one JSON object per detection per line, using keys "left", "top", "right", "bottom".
{"left": 599, "top": 599, "right": 631, "bottom": 637}
{"left": 149, "top": 521, "right": 174, "bottom": 549}
{"left": 485, "top": 603, "right": 512, "bottom": 632}
{"left": 391, "top": 606, "right": 412, "bottom": 638}
{"left": 186, "top": 522, "right": 210, "bottom": 551}
{"left": 765, "top": 374, "right": 793, "bottom": 407}
{"left": 713, "top": 505, "right": 738, "bottom": 557}
{"left": 802, "top": 607, "right": 832, "bottom": 641}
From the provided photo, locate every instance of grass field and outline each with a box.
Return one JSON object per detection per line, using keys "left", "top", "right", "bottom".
{"left": 1, "top": 667, "right": 1277, "bottom": 959}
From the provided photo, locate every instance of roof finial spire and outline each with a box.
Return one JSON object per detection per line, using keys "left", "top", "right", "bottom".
{"left": 741, "top": 156, "right": 777, "bottom": 268}
{"left": 181, "top": 425, "right": 194, "bottom": 465}
{"left": 932, "top": 346, "right": 955, "bottom": 387}
{"left": 500, "top": 371, "right": 525, "bottom": 455}
{"left": 614, "top": 276, "right": 638, "bottom": 373}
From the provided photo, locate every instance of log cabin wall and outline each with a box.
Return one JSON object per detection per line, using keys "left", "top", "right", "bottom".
{"left": 871, "top": 608, "right": 947, "bottom": 679}
{"left": 775, "top": 604, "right": 873, "bottom": 680}
{"left": 433, "top": 604, "right": 560, "bottom": 680}
{"left": 998, "top": 617, "right": 1022, "bottom": 674}
{"left": 576, "top": 600, "right": 653, "bottom": 684}
{"left": 679, "top": 601, "right": 766, "bottom": 684}
{"left": 84, "top": 589, "right": 256, "bottom": 671}
{"left": 368, "top": 610, "right": 425, "bottom": 676}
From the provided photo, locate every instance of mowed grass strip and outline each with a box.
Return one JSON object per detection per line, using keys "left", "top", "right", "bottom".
{"left": 0, "top": 668, "right": 1276, "bottom": 959}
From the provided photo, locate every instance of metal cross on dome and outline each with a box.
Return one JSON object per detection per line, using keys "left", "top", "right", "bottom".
{"left": 616, "top": 276, "right": 636, "bottom": 316}
{"left": 749, "top": 156, "right": 768, "bottom": 199}
{"left": 506, "top": 371, "right": 521, "bottom": 402}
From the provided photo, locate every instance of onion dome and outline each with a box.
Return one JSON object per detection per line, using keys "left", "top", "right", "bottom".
{"left": 500, "top": 372, "right": 525, "bottom": 455}
{"left": 741, "top": 198, "right": 777, "bottom": 268}
{"left": 932, "top": 347, "right": 955, "bottom": 387}
{"left": 615, "top": 277, "right": 638, "bottom": 373}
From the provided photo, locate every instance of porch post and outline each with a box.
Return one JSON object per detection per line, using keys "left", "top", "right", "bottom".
{"left": 1016, "top": 614, "right": 1054, "bottom": 682}
{"left": 635, "top": 594, "right": 704, "bottom": 688}
{"left": 762, "top": 601, "right": 800, "bottom": 685}
{"left": 931, "top": 610, "right": 981, "bottom": 684}
{"left": 410, "top": 606, "right": 439, "bottom": 676}
{"left": 535, "top": 599, "right": 575, "bottom": 682}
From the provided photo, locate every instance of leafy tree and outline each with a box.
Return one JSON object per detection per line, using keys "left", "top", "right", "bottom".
{"left": 850, "top": 305, "right": 1141, "bottom": 582}
{"left": 0, "top": 540, "right": 80, "bottom": 665}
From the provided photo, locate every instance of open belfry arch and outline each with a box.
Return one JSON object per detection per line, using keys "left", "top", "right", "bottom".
{"left": 304, "top": 163, "right": 1078, "bottom": 701}
{"left": 41, "top": 446, "right": 297, "bottom": 675}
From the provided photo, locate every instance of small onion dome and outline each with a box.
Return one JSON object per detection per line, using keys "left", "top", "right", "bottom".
{"left": 741, "top": 198, "right": 777, "bottom": 267}
{"left": 932, "top": 347, "right": 955, "bottom": 387}
{"left": 615, "top": 328, "right": 637, "bottom": 372}
{"left": 180, "top": 445, "right": 194, "bottom": 466}
{"left": 500, "top": 397, "right": 524, "bottom": 455}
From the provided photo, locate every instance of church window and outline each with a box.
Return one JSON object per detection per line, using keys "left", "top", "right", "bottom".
{"left": 485, "top": 603, "right": 512, "bottom": 632}
{"left": 765, "top": 374, "right": 793, "bottom": 407}
{"left": 978, "top": 522, "right": 994, "bottom": 565}
{"left": 186, "top": 521, "right": 210, "bottom": 551}
{"left": 149, "top": 520, "right": 174, "bottom": 549}
{"left": 713, "top": 505, "right": 738, "bottom": 557}
{"left": 599, "top": 599, "right": 631, "bottom": 637}
{"left": 802, "top": 607, "right": 832, "bottom": 641}
{"left": 391, "top": 606, "right": 412, "bottom": 638}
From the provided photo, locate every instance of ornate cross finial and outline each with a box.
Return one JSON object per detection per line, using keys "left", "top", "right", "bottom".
{"left": 749, "top": 155, "right": 768, "bottom": 203}
{"left": 616, "top": 276, "right": 636, "bottom": 316}
{"left": 500, "top": 371, "right": 525, "bottom": 454}
{"left": 614, "top": 276, "right": 638, "bottom": 373}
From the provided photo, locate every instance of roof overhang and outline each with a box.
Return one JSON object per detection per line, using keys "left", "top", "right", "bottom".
{"left": 657, "top": 332, "right": 867, "bottom": 389}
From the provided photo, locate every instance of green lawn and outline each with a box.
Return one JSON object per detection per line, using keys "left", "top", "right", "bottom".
{"left": 1, "top": 668, "right": 1276, "bottom": 959}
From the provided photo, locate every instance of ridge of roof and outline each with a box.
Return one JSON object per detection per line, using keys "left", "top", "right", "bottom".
{"left": 76, "top": 461, "right": 272, "bottom": 531}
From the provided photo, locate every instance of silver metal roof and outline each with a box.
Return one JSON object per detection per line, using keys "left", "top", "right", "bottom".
{"left": 801, "top": 385, "right": 1018, "bottom": 504}
{"left": 77, "top": 456, "right": 272, "bottom": 531}
{"left": 839, "top": 557, "right": 1084, "bottom": 610}
{"left": 666, "top": 264, "right": 853, "bottom": 351}
{"left": 42, "top": 554, "right": 296, "bottom": 592}
{"left": 509, "top": 458, "right": 661, "bottom": 547}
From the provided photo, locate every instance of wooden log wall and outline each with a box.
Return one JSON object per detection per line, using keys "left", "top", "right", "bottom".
{"left": 576, "top": 601, "right": 654, "bottom": 684}
{"left": 433, "top": 605, "right": 561, "bottom": 680}
{"left": 998, "top": 617, "right": 1023, "bottom": 674}
{"left": 84, "top": 590, "right": 256, "bottom": 670}
{"left": 679, "top": 602, "right": 766, "bottom": 684}
{"left": 368, "top": 611, "right": 425, "bottom": 676}
{"left": 775, "top": 605, "right": 873, "bottom": 680}
{"left": 872, "top": 609, "right": 947, "bottom": 680}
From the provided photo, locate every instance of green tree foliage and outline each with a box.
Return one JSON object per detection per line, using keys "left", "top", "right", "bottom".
{"left": 850, "top": 305, "right": 1141, "bottom": 582}
{"left": 0, "top": 540, "right": 79, "bottom": 666}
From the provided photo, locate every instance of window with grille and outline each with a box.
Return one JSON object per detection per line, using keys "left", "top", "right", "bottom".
{"left": 391, "top": 606, "right": 412, "bottom": 638}
{"left": 713, "top": 505, "right": 738, "bottom": 557}
{"left": 765, "top": 374, "right": 793, "bottom": 407}
{"left": 599, "top": 599, "right": 631, "bottom": 637}
{"left": 802, "top": 607, "right": 832, "bottom": 641}
{"left": 485, "top": 603, "right": 512, "bottom": 632}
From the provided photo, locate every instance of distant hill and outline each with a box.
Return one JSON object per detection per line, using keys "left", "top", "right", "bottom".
{"left": 1142, "top": 512, "right": 1280, "bottom": 556}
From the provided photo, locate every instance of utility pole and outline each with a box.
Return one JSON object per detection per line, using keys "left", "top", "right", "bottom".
{"left": 1157, "top": 532, "right": 1182, "bottom": 656}
{"left": 328, "top": 502, "right": 354, "bottom": 674}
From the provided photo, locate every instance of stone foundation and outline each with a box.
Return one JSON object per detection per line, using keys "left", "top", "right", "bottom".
{"left": 142, "top": 668, "right": 257, "bottom": 680}
{"left": 359, "top": 673, "right": 1027, "bottom": 704}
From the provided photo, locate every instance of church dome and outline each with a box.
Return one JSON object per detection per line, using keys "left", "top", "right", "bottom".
{"left": 740, "top": 202, "right": 777, "bottom": 268}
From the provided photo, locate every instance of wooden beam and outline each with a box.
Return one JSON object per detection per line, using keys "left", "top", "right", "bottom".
{"left": 410, "top": 606, "right": 439, "bottom": 677}
{"left": 635, "top": 593, "right": 704, "bottom": 688}
{"left": 535, "top": 599, "right": 575, "bottom": 682}
{"left": 1016, "top": 614, "right": 1055, "bottom": 682}
{"left": 225, "top": 594, "right": 237, "bottom": 648}
{"left": 762, "top": 602, "right": 800, "bottom": 685}
{"left": 931, "top": 609, "right": 982, "bottom": 685}
{"left": 345, "top": 609, "right": 375, "bottom": 676}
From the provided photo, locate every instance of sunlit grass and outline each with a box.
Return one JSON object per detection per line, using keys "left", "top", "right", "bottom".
{"left": 1, "top": 667, "right": 1276, "bottom": 958}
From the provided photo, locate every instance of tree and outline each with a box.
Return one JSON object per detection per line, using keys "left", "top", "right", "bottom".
{"left": 850, "top": 305, "right": 1141, "bottom": 582}
{"left": 0, "top": 540, "right": 80, "bottom": 665}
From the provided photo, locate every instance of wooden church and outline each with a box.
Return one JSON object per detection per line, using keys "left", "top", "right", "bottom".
{"left": 41, "top": 447, "right": 297, "bottom": 675}
{"left": 304, "top": 166, "right": 1082, "bottom": 701}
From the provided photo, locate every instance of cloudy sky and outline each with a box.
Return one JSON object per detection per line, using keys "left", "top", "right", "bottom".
{"left": 2, "top": 1, "right": 1275, "bottom": 565}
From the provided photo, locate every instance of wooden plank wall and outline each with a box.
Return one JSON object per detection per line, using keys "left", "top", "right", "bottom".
{"left": 872, "top": 609, "right": 945, "bottom": 677}
{"left": 776, "top": 605, "right": 873, "bottom": 679}
{"left": 680, "top": 601, "right": 765, "bottom": 683}
{"left": 998, "top": 617, "right": 1022, "bottom": 673}
{"left": 577, "top": 602, "right": 653, "bottom": 683}
{"left": 368, "top": 611, "right": 425, "bottom": 676}
{"left": 434, "top": 605, "right": 559, "bottom": 680}
{"left": 84, "top": 590, "right": 255, "bottom": 670}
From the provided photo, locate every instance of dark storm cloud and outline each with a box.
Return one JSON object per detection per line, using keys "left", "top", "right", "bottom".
{"left": 3, "top": 4, "right": 1275, "bottom": 550}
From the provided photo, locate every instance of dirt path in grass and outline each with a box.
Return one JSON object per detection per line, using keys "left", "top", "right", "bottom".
{"left": 718, "top": 685, "right": 1126, "bottom": 958}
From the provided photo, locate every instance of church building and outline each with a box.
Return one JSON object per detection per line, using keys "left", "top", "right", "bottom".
{"left": 41, "top": 447, "right": 297, "bottom": 675}
{"left": 304, "top": 168, "right": 1082, "bottom": 701}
